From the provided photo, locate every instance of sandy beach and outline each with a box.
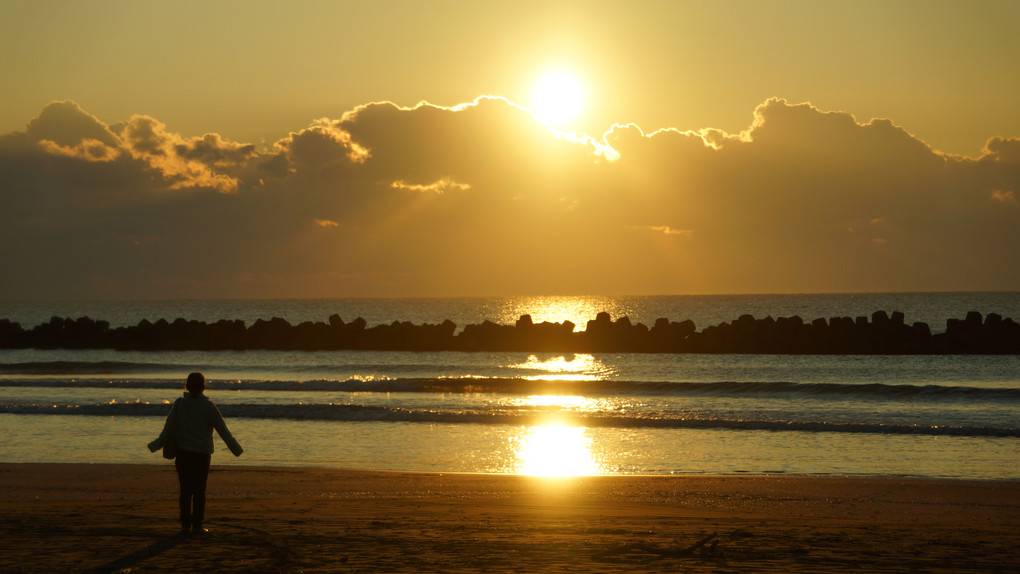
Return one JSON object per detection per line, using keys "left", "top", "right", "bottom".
{"left": 0, "top": 465, "right": 1018, "bottom": 573}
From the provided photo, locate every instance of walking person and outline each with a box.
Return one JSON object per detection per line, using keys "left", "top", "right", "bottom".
{"left": 148, "top": 372, "right": 243, "bottom": 536}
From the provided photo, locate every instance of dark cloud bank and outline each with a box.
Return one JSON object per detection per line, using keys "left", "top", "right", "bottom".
{"left": 0, "top": 97, "right": 1017, "bottom": 300}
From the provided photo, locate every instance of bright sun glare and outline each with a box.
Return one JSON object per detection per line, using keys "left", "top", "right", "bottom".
{"left": 531, "top": 71, "right": 585, "bottom": 127}
{"left": 515, "top": 425, "right": 603, "bottom": 476}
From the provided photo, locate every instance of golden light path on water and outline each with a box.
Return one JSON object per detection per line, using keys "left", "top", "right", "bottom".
{"left": 502, "top": 354, "right": 616, "bottom": 476}
{"left": 498, "top": 298, "right": 621, "bottom": 475}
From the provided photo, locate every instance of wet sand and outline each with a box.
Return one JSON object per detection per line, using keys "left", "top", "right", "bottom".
{"left": 0, "top": 463, "right": 1017, "bottom": 573}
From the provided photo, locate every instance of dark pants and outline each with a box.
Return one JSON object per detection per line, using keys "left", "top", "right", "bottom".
{"left": 175, "top": 450, "right": 211, "bottom": 530}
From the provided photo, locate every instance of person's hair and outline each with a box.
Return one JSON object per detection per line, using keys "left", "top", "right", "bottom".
{"left": 186, "top": 372, "right": 206, "bottom": 395}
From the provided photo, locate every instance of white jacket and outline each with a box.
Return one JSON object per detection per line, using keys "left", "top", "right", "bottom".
{"left": 148, "top": 393, "right": 244, "bottom": 456}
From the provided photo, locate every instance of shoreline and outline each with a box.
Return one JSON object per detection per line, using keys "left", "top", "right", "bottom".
{"left": 8, "top": 459, "right": 1020, "bottom": 482}
{"left": 2, "top": 463, "right": 1018, "bottom": 572}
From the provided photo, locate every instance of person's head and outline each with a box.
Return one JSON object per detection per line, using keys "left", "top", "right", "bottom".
{"left": 186, "top": 372, "right": 206, "bottom": 396}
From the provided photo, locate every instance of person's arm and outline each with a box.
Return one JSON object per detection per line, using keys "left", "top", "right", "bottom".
{"left": 209, "top": 401, "right": 244, "bottom": 456}
{"left": 147, "top": 400, "right": 178, "bottom": 452}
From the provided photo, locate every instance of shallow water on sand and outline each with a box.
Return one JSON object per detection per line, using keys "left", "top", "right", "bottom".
{"left": 1, "top": 414, "right": 1016, "bottom": 480}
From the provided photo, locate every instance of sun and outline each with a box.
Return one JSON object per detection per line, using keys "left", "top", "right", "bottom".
{"left": 531, "top": 71, "right": 585, "bottom": 127}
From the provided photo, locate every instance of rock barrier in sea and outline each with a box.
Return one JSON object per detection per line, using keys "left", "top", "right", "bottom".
{"left": 0, "top": 310, "right": 1017, "bottom": 354}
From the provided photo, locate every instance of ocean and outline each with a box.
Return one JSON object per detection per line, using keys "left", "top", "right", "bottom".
{"left": 1, "top": 293, "right": 1018, "bottom": 479}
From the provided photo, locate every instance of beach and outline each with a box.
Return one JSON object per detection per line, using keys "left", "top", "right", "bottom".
{"left": 1, "top": 464, "right": 1017, "bottom": 573}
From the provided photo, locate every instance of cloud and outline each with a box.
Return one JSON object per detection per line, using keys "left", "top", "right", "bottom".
{"left": 991, "top": 190, "right": 1015, "bottom": 203}
{"left": 0, "top": 96, "right": 1017, "bottom": 299}
{"left": 274, "top": 117, "right": 369, "bottom": 173}
{"left": 25, "top": 101, "right": 121, "bottom": 148}
{"left": 119, "top": 114, "right": 253, "bottom": 193}
{"left": 629, "top": 225, "right": 694, "bottom": 237}
{"left": 1, "top": 101, "right": 257, "bottom": 195}
{"left": 38, "top": 138, "right": 120, "bottom": 162}
{"left": 390, "top": 177, "right": 472, "bottom": 193}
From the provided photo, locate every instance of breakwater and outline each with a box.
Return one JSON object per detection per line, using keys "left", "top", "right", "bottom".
{"left": 1, "top": 310, "right": 1017, "bottom": 354}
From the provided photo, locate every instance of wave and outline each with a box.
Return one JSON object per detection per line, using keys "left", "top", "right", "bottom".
{"left": 1, "top": 401, "right": 1016, "bottom": 438}
{"left": 1, "top": 377, "right": 1017, "bottom": 402}
{"left": 0, "top": 360, "right": 480, "bottom": 377}
{"left": 0, "top": 361, "right": 194, "bottom": 375}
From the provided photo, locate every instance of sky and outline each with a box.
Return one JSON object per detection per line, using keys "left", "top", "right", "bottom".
{"left": 1, "top": 0, "right": 1018, "bottom": 300}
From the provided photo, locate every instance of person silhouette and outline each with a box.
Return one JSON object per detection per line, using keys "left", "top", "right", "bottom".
{"left": 148, "top": 372, "right": 243, "bottom": 536}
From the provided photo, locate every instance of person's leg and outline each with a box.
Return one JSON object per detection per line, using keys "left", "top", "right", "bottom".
{"left": 174, "top": 456, "right": 192, "bottom": 532}
{"left": 191, "top": 453, "right": 211, "bottom": 531}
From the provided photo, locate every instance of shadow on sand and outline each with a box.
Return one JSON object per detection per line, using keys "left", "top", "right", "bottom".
{"left": 86, "top": 536, "right": 185, "bottom": 573}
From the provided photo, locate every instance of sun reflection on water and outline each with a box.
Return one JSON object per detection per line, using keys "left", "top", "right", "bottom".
{"left": 516, "top": 394, "right": 590, "bottom": 408}
{"left": 499, "top": 393, "right": 616, "bottom": 416}
{"left": 512, "top": 425, "right": 605, "bottom": 476}
{"left": 495, "top": 295, "right": 633, "bottom": 331}
{"left": 510, "top": 353, "right": 613, "bottom": 381}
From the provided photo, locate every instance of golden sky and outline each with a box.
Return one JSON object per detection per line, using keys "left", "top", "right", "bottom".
{"left": 0, "top": 0, "right": 1018, "bottom": 299}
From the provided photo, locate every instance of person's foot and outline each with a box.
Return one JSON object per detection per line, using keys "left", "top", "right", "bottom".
{"left": 192, "top": 527, "right": 209, "bottom": 536}
{"left": 174, "top": 528, "right": 190, "bottom": 538}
